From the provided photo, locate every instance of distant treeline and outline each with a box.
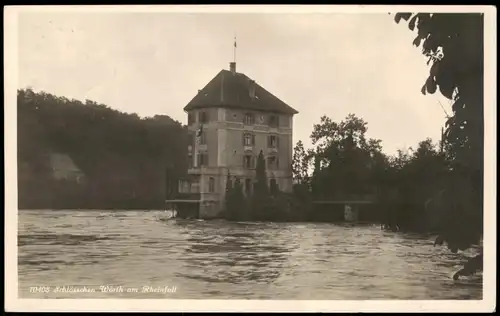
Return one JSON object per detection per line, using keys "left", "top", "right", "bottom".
{"left": 17, "top": 89, "right": 188, "bottom": 209}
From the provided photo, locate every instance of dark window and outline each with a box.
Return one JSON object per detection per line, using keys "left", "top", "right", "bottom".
{"left": 270, "top": 178, "right": 279, "bottom": 195}
{"left": 199, "top": 111, "right": 209, "bottom": 124}
{"left": 270, "top": 178, "right": 278, "bottom": 189}
{"left": 188, "top": 112, "right": 196, "bottom": 125}
{"left": 188, "top": 154, "right": 193, "bottom": 169}
{"left": 243, "top": 155, "right": 253, "bottom": 169}
{"left": 281, "top": 116, "right": 289, "bottom": 127}
{"left": 269, "top": 115, "right": 278, "bottom": 128}
{"left": 198, "top": 153, "right": 209, "bottom": 167}
{"left": 243, "top": 113, "right": 255, "bottom": 125}
{"left": 209, "top": 177, "right": 215, "bottom": 193}
{"left": 199, "top": 131, "right": 207, "bottom": 145}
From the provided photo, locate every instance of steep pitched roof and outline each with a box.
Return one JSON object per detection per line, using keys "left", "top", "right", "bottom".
{"left": 184, "top": 69, "right": 298, "bottom": 115}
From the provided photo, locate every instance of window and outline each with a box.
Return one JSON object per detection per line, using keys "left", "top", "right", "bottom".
{"left": 243, "top": 113, "right": 255, "bottom": 125}
{"left": 199, "top": 131, "right": 207, "bottom": 145}
{"left": 226, "top": 178, "right": 233, "bottom": 191}
{"left": 268, "top": 135, "right": 279, "bottom": 148}
{"left": 199, "top": 111, "right": 209, "bottom": 124}
{"left": 269, "top": 115, "right": 278, "bottom": 128}
{"left": 270, "top": 178, "right": 278, "bottom": 191}
{"left": 245, "top": 179, "right": 252, "bottom": 195}
{"left": 281, "top": 116, "right": 290, "bottom": 127}
{"left": 188, "top": 154, "right": 193, "bottom": 169}
{"left": 243, "top": 155, "right": 254, "bottom": 169}
{"left": 243, "top": 133, "right": 255, "bottom": 146}
{"left": 267, "top": 156, "right": 278, "bottom": 169}
{"left": 209, "top": 177, "right": 215, "bottom": 193}
{"left": 198, "top": 153, "right": 209, "bottom": 167}
{"left": 188, "top": 112, "right": 196, "bottom": 125}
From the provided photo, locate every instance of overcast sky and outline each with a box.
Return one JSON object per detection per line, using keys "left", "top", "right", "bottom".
{"left": 17, "top": 9, "right": 451, "bottom": 155}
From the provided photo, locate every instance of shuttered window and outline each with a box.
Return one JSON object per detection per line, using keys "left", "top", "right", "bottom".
{"left": 268, "top": 135, "right": 279, "bottom": 148}
{"left": 243, "top": 133, "right": 254, "bottom": 146}
{"left": 243, "top": 113, "right": 255, "bottom": 125}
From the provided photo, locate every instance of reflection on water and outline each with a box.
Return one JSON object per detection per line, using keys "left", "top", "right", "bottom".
{"left": 18, "top": 210, "right": 482, "bottom": 299}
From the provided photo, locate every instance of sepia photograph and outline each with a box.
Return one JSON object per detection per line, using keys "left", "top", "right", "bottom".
{"left": 4, "top": 5, "right": 496, "bottom": 313}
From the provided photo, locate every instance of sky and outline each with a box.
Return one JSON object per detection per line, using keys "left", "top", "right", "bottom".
{"left": 17, "top": 8, "right": 452, "bottom": 155}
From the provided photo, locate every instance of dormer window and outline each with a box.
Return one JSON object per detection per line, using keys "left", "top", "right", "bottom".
{"left": 243, "top": 113, "right": 255, "bottom": 125}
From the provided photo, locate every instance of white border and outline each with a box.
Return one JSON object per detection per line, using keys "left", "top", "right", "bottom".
{"left": 4, "top": 5, "right": 497, "bottom": 313}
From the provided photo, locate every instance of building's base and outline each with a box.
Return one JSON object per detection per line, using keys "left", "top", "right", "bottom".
{"left": 166, "top": 199, "right": 224, "bottom": 219}
{"left": 199, "top": 200, "right": 222, "bottom": 219}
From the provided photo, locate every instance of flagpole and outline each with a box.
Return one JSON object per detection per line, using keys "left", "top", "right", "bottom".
{"left": 233, "top": 35, "right": 237, "bottom": 63}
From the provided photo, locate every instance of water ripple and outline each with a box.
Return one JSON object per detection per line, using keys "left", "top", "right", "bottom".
{"left": 17, "top": 210, "right": 482, "bottom": 299}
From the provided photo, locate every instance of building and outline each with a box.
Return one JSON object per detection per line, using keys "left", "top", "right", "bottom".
{"left": 168, "top": 61, "right": 298, "bottom": 219}
{"left": 49, "top": 153, "right": 85, "bottom": 184}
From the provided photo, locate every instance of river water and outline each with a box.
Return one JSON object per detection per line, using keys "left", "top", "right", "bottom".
{"left": 18, "top": 210, "right": 482, "bottom": 300}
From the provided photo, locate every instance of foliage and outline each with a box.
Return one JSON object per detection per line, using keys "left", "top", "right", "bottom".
{"left": 291, "top": 140, "right": 312, "bottom": 185}
{"left": 386, "top": 139, "right": 448, "bottom": 232}
{"left": 232, "top": 178, "right": 248, "bottom": 220}
{"left": 250, "top": 150, "right": 275, "bottom": 221}
{"left": 394, "top": 13, "right": 484, "bottom": 254}
{"left": 309, "top": 114, "right": 387, "bottom": 201}
{"left": 17, "top": 89, "right": 188, "bottom": 209}
{"left": 303, "top": 113, "right": 450, "bottom": 227}
{"left": 223, "top": 150, "right": 306, "bottom": 222}
{"left": 224, "top": 171, "right": 232, "bottom": 207}
{"left": 254, "top": 150, "right": 269, "bottom": 197}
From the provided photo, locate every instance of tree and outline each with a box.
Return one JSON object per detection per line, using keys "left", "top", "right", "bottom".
{"left": 249, "top": 150, "right": 268, "bottom": 219}
{"left": 254, "top": 150, "right": 269, "bottom": 197}
{"left": 17, "top": 89, "right": 188, "bottom": 209}
{"left": 223, "top": 171, "right": 233, "bottom": 216}
{"left": 224, "top": 171, "right": 232, "bottom": 204}
{"left": 394, "top": 13, "right": 483, "bottom": 256}
{"left": 292, "top": 140, "right": 312, "bottom": 185}
{"left": 270, "top": 178, "right": 279, "bottom": 197}
{"left": 308, "top": 114, "right": 384, "bottom": 200}
{"left": 232, "top": 178, "right": 247, "bottom": 220}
